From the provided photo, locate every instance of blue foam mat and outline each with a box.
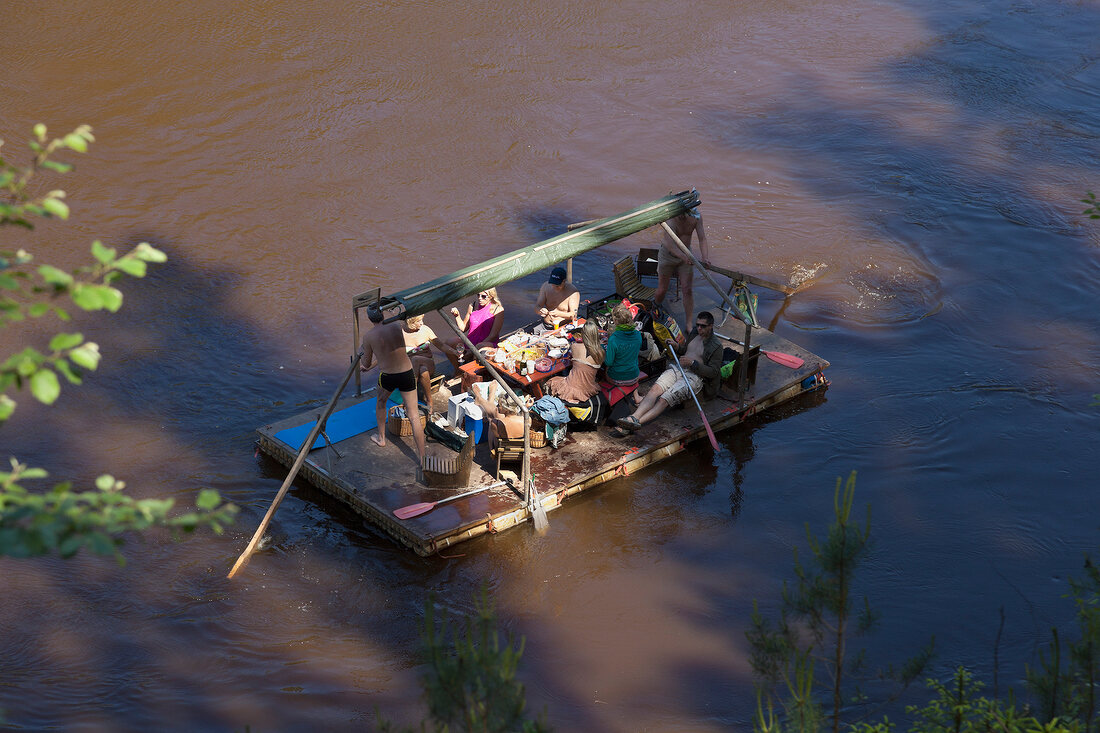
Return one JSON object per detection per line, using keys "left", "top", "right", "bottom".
{"left": 274, "top": 398, "right": 381, "bottom": 451}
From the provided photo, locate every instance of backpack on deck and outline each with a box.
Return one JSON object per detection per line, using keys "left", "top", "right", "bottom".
{"left": 650, "top": 303, "right": 685, "bottom": 348}
{"left": 532, "top": 395, "right": 570, "bottom": 448}
{"left": 563, "top": 392, "right": 611, "bottom": 430}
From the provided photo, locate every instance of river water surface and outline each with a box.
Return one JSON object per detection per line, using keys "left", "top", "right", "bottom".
{"left": 2, "top": 0, "right": 1099, "bottom": 730}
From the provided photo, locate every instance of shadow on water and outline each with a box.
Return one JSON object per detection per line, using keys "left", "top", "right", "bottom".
{"left": 6, "top": 2, "right": 1100, "bottom": 728}
{"left": 650, "top": 0, "right": 1100, "bottom": 725}
{"left": 1, "top": 224, "right": 645, "bottom": 729}
{"left": 0, "top": 238, "right": 388, "bottom": 729}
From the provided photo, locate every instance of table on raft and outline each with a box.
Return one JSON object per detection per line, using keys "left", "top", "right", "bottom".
{"left": 459, "top": 322, "right": 580, "bottom": 398}
{"left": 255, "top": 320, "right": 830, "bottom": 556}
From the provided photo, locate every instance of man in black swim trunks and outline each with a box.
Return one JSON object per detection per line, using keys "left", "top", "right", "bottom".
{"left": 360, "top": 305, "right": 426, "bottom": 470}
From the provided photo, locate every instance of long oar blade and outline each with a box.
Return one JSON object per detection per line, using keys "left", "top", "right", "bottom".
{"left": 699, "top": 406, "right": 720, "bottom": 451}
{"left": 665, "top": 344, "right": 721, "bottom": 452}
{"left": 393, "top": 501, "right": 436, "bottom": 520}
{"left": 764, "top": 350, "right": 804, "bottom": 369}
{"left": 392, "top": 481, "right": 506, "bottom": 520}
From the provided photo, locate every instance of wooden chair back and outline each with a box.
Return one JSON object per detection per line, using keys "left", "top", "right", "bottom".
{"left": 490, "top": 419, "right": 526, "bottom": 480}
{"left": 612, "top": 256, "right": 656, "bottom": 302}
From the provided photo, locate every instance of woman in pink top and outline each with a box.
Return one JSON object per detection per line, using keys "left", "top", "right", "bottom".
{"left": 447, "top": 287, "right": 504, "bottom": 368}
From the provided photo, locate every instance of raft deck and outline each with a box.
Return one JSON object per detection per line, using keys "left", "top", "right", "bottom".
{"left": 256, "top": 319, "right": 828, "bottom": 556}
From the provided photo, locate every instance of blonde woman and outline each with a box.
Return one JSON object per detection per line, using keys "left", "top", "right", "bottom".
{"left": 447, "top": 287, "right": 504, "bottom": 368}
{"left": 402, "top": 314, "right": 457, "bottom": 404}
{"left": 545, "top": 320, "right": 604, "bottom": 403}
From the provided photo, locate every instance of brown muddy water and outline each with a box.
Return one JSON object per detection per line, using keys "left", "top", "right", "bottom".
{"left": 2, "top": 0, "right": 1099, "bottom": 730}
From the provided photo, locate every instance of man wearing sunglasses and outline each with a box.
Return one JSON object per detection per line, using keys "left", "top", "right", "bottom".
{"left": 614, "top": 311, "right": 723, "bottom": 435}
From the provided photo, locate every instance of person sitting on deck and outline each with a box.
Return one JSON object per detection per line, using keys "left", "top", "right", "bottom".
{"left": 602, "top": 303, "right": 644, "bottom": 405}
{"left": 612, "top": 310, "right": 723, "bottom": 437}
{"left": 360, "top": 305, "right": 426, "bottom": 469}
{"left": 655, "top": 206, "right": 710, "bottom": 331}
{"left": 533, "top": 266, "right": 579, "bottom": 335}
{"left": 472, "top": 381, "right": 533, "bottom": 451}
{"left": 446, "top": 287, "right": 504, "bottom": 368}
{"left": 544, "top": 320, "right": 604, "bottom": 403}
{"left": 402, "top": 314, "right": 459, "bottom": 405}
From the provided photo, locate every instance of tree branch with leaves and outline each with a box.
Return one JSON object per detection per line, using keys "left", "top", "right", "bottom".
{"left": 0, "top": 123, "right": 235, "bottom": 561}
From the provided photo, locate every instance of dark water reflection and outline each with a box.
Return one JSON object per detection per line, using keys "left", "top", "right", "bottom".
{"left": 2, "top": 0, "right": 1099, "bottom": 729}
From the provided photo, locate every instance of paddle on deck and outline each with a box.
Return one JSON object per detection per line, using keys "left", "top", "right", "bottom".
{"left": 393, "top": 481, "right": 507, "bottom": 520}
{"left": 715, "top": 333, "right": 804, "bottom": 369}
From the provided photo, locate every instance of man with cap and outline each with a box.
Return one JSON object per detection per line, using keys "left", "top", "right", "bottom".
{"left": 534, "top": 266, "right": 580, "bottom": 335}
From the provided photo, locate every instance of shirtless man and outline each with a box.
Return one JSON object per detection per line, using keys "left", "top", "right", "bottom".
{"left": 655, "top": 207, "right": 710, "bottom": 330}
{"left": 613, "top": 311, "right": 723, "bottom": 435}
{"left": 360, "top": 305, "right": 426, "bottom": 468}
{"left": 534, "top": 266, "right": 580, "bottom": 334}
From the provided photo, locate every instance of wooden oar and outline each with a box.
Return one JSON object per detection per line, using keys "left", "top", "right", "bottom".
{"left": 437, "top": 309, "right": 549, "bottom": 532}
{"left": 665, "top": 345, "right": 721, "bottom": 451}
{"left": 715, "top": 333, "right": 805, "bottom": 369}
{"left": 393, "top": 481, "right": 507, "bottom": 520}
{"left": 227, "top": 352, "right": 362, "bottom": 579}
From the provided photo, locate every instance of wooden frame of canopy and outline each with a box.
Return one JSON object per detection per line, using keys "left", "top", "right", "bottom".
{"left": 345, "top": 188, "right": 801, "bottom": 524}
{"left": 348, "top": 190, "right": 700, "bottom": 526}
{"left": 349, "top": 189, "right": 701, "bottom": 395}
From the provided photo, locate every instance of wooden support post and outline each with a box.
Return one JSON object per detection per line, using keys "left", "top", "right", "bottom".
{"left": 737, "top": 326, "right": 751, "bottom": 410}
{"left": 660, "top": 221, "right": 754, "bottom": 406}
{"left": 437, "top": 310, "right": 547, "bottom": 530}
{"left": 350, "top": 287, "right": 380, "bottom": 397}
{"left": 701, "top": 262, "right": 797, "bottom": 295}
{"left": 352, "top": 305, "right": 362, "bottom": 396}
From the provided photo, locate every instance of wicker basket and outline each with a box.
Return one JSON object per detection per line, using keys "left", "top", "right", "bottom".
{"left": 528, "top": 428, "right": 547, "bottom": 448}
{"left": 528, "top": 416, "right": 547, "bottom": 448}
{"left": 387, "top": 407, "right": 427, "bottom": 437}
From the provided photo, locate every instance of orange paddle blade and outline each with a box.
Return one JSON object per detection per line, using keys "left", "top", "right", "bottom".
{"left": 763, "top": 350, "right": 804, "bottom": 369}
{"left": 393, "top": 502, "right": 436, "bottom": 520}
{"left": 392, "top": 481, "right": 506, "bottom": 521}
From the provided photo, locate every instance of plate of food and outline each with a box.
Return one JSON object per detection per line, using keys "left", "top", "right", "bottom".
{"left": 534, "top": 357, "right": 555, "bottom": 373}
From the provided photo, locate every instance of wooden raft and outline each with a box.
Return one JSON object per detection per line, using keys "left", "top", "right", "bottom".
{"left": 255, "top": 320, "right": 829, "bottom": 556}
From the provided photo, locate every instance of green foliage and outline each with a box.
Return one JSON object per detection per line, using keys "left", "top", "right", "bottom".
{"left": 379, "top": 587, "right": 550, "bottom": 733}
{"left": 747, "top": 472, "right": 933, "bottom": 733}
{"left": 1026, "top": 555, "right": 1100, "bottom": 731}
{"left": 0, "top": 122, "right": 235, "bottom": 560}
{"left": 749, "top": 471, "right": 1100, "bottom": 732}
{"left": 1083, "top": 192, "right": 1099, "bottom": 220}
{"left": 894, "top": 667, "right": 1078, "bottom": 733}
{"left": 0, "top": 458, "right": 237, "bottom": 564}
{"left": 1, "top": 124, "right": 167, "bottom": 421}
